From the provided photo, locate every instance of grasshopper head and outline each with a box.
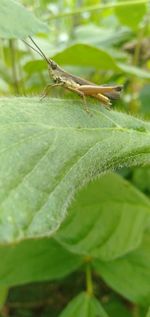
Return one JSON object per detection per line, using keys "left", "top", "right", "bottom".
{"left": 50, "top": 60, "right": 57, "bottom": 70}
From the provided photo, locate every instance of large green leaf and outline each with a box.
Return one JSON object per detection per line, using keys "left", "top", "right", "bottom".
{"left": 59, "top": 292, "right": 109, "bottom": 317}
{"left": 115, "top": 2, "right": 147, "bottom": 30}
{"left": 0, "top": 238, "right": 82, "bottom": 287}
{"left": 0, "top": 0, "right": 48, "bottom": 38}
{"left": 93, "top": 232, "right": 150, "bottom": 306}
{"left": 55, "top": 173, "right": 150, "bottom": 261}
{"left": 52, "top": 44, "right": 150, "bottom": 79}
{"left": 22, "top": 40, "right": 150, "bottom": 80}
{"left": 73, "top": 24, "right": 131, "bottom": 48}
{"left": 1, "top": 97, "right": 150, "bottom": 243}
{"left": 53, "top": 44, "right": 119, "bottom": 70}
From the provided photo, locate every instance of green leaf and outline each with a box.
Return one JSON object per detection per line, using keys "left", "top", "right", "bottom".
{"left": 115, "top": 2, "right": 147, "bottom": 30}
{"left": 59, "top": 292, "right": 109, "bottom": 317}
{"left": 52, "top": 44, "right": 150, "bottom": 79}
{"left": 73, "top": 24, "right": 131, "bottom": 48}
{"left": 118, "top": 63, "right": 150, "bottom": 79}
{"left": 0, "top": 0, "right": 48, "bottom": 39}
{"left": 146, "top": 307, "right": 150, "bottom": 317}
{"left": 132, "top": 167, "right": 150, "bottom": 194}
{"left": 23, "top": 60, "right": 46, "bottom": 74}
{"left": 1, "top": 97, "right": 150, "bottom": 243}
{"left": 93, "top": 232, "right": 150, "bottom": 306}
{"left": 103, "top": 295, "right": 132, "bottom": 317}
{"left": 55, "top": 173, "right": 150, "bottom": 261}
{"left": 53, "top": 44, "right": 119, "bottom": 71}
{"left": 0, "top": 238, "right": 82, "bottom": 287}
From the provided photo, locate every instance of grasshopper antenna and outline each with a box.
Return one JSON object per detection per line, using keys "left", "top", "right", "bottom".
{"left": 22, "top": 39, "right": 44, "bottom": 59}
{"left": 22, "top": 36, "right": 50, "bottom": 65}
{"left": 28, "top": 36, "right": 50, "bottom": 65}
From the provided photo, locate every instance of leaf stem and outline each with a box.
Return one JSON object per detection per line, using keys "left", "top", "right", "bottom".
{"left": 0, "top": 287, "right": 8, "bottom": 310}
{"left": 133, "top": 13, "right": 149, "bottom": 66}
{"left": 133, "top": 30, "right": 144, "bottom": 66}
{"left": 49, "top": 0, "right": 148, "bottom": 20}
{"left": 132, "top": 304, "right": 140, "bottom": 317}
{"left": 9, "top": 39, "right": 20, "bottom": 95}
{"left": 86, "top": 264, "right": 93, "bottom": 297}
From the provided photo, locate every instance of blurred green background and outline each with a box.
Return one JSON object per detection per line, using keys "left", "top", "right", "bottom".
{"left": 1, "top": 0, "right": 150, "bottom": 316}
{"left": 0, "top": 0, "right": 150, "bottom": 116}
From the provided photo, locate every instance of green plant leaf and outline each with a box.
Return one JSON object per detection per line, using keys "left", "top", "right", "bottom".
{"left": 115, "top": 2, "right": 147, "bottom": 30}
{"left": 103, "top": 295, "right": 132, "bottom": 317}
{"left": 52, "top": 44, "right": 150, "bottom": 79}
{"left": 73, "top": 24, "right": 131, "bottom": 48}
{"left": 0, "top": 0, "right": 48, "bottom": 39}
{"left": 53, "top": 44, "right": 119, "bottom": 70}
{"left": 118, "top": 63, "right": 150, "bottom": 79}
{"left": 132, "top": 167, "right": 150, "bottom": 194}
{"left": 59, "top": 292, "right": 109, "bottom": 317}
{"left": 55, "top": 173, "right": 150, "bottom": 261}
{"left": 0, "top": 238, "right": 82, "bottom": 287}
{"left": 93, "top": 232, "right": 150, "bottom": 306}
{"left": 146, "top": 307, "right": 150, "bottom": 317}
{"left": 1, "top": 97, "right": 150, "bottom": 243}
{"left": 23, "top": 60, "right": 46, "bottom": 74}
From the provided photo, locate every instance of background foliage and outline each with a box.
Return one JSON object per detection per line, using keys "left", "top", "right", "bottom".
{"left": 0, "top": 0, "right": 150, "bottom": 316}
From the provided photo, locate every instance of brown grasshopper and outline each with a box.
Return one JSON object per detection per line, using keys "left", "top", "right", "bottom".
{"left": 23, "top": 36, "right": 123, "bottom": 113}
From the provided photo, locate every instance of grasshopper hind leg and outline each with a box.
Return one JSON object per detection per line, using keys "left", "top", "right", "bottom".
{"left": 66, "top": 86, "right": 90, "bottom": 114}
{"left": 95, "top": 93, "right": 112, "bottom": 110}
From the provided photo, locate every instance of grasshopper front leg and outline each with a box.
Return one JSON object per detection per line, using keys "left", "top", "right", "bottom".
{"left": 41, "top": 83, "right": 64, "bottom": 100}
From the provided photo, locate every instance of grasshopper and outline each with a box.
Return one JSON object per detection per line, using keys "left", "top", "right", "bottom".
{"left": 23, "top": 36, "right": 123, "bottom": 113}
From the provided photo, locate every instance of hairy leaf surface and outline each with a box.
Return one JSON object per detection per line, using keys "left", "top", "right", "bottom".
{"left": 0, "top": 97, "right": 150, "bottom": 243}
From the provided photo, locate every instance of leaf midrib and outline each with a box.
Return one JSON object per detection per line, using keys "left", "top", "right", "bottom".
{"left": 0, "top": 123, "right": 149, "bottom": 134}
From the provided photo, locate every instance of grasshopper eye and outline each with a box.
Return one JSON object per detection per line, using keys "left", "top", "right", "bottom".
{"left": 51, "top": 61, "right": 57, "bottom": 70}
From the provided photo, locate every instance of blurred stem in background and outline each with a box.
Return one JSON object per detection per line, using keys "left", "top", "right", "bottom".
{"left": 86, "top": 264, "right": 93, "bottom": 296}
{"left": 0, "top": 288, "right": 8, "bottom": 314}
{"left": 9, "top": 39, "right": 20, "bottom": 95}
{"left": 132, "top": 304, "right": 140, "bottom": 317}
{"left": 128, "top": 13, "right": 149, "bottom": 113}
